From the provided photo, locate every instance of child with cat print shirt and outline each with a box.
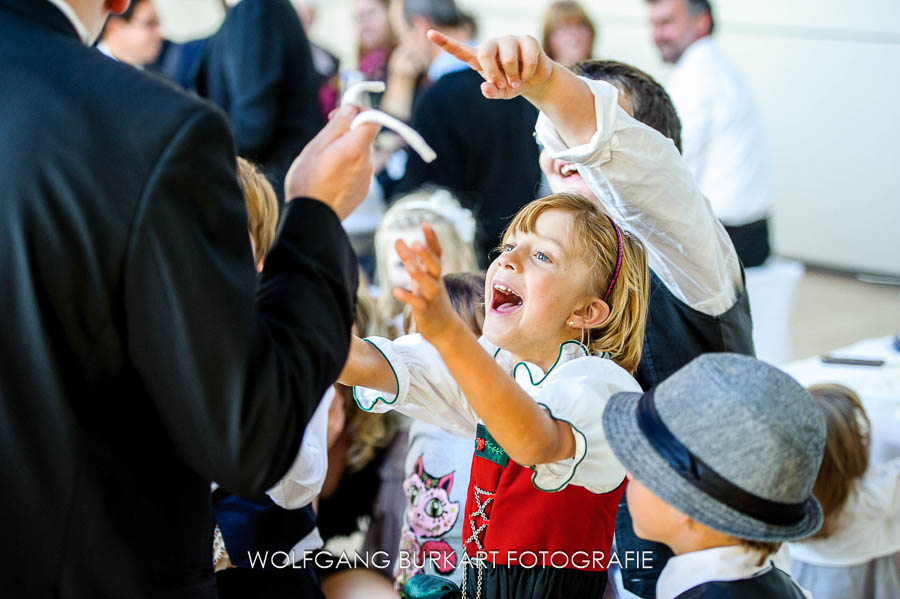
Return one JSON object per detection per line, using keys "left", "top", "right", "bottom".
{"left": 394, "top": 273, "right": 486, "bottom": 592}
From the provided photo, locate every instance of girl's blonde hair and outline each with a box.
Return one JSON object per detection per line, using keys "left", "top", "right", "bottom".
{"left": 502, "top": 193, "right": 649, "bottom": 374}
{"left": 374, "top": 187, "right": 478, "bottom": 331}
{"left": 807, "top": 383, "right": 870, "bottom": 539}
{"left": 236, "top": 157, "right": 279, "bottom": 263}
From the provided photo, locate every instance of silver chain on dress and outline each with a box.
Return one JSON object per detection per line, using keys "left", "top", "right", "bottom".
{"left": 461, "top": 485, "right": 494, "bottom": 599}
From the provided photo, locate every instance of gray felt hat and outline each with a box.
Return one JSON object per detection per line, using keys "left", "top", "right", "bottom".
{"left": 602, "top": 353, "right": 826, "bottom": 542}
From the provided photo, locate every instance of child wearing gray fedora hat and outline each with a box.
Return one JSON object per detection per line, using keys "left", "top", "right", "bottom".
{"left": 602, "top": 353, "right": 825, "bottom": 599}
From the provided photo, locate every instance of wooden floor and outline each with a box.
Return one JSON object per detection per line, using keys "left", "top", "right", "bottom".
{"left": 790, "top": 270, "right": 900, "bottom": 360}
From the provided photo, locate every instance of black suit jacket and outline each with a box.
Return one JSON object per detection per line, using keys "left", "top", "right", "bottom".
{"left": 192, "top": 0, "right": 323, "bottom": 197}
{"left": 396, "top": 68, "right": 542, "bottom": 266}
{"left": 0, "top": 1, "right": 356, "bottom": 597}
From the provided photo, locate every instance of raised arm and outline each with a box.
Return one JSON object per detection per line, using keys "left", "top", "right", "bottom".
{"left": 394, "top": 225, "right": 575, "bottom": 467}
{"left": 427, "top": 30, "right": 596, "bottom": 149}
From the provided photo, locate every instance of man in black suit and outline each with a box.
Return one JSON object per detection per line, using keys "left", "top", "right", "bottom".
{"left": 193, "top": 0, "right": 324, "bottom": 202}
{"left": 0, "top": 0, "right": 377, "bottom": 597}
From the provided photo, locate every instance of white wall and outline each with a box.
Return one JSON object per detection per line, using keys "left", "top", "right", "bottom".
{"left": 154, "top": 0, "right": 900, "bottom": 276}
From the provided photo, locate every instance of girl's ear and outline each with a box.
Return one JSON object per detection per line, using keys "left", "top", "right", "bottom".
{"left": 569, "top": 299, "right": 610, "bottom": 330}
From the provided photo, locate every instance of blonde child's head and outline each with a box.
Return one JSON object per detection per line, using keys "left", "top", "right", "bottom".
{"left": 236, "top": 157, "right": 279, "bottom": 271}
{"left": 807, "top": 383, "right": 870, "bottom": 539}
{"left": 374, "top": 187, "right": 478, "bottom": 330}
{"left": 487, "top": 193, "right": 648, "bottom": 373}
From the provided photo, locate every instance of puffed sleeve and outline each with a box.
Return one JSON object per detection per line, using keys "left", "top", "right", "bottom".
{"left": 529, "top": 357, "right": 641, "bottom": 494}
{"left": 352, "top": 334, "right": 479, "bottom": 438}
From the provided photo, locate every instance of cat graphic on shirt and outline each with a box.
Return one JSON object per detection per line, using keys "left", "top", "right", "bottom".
{"left": 395, "top": 456, "right": 461, "bottom": 587}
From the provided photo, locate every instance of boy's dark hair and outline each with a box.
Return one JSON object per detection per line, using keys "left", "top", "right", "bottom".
{"left": 572, "top": 60, "right": 683, "bottom": 153}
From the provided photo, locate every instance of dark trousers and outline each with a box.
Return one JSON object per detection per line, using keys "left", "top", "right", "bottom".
{"left": 724, "top": 218, "right": 771, "bottom": 268}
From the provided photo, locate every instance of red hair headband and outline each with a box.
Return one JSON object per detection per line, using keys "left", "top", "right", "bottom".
{"left": 603, "top": 216, "right": 623, "bottom": 302}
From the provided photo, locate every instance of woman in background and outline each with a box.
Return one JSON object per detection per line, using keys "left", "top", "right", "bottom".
{"left": 355, "top": 0, "right": 396, "bottom": 82}
{"left": 541, "top": 0, "right": 596, "bottom": 67}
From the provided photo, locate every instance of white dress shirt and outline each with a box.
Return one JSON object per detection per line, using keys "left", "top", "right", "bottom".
{"left": 266, "top": 387, "right": 335, "bottom": 510}
{"left": 667, "top": 37, "right": 774, "bottom": 227}
{"left": 354, "top": 334, "right": 641, "bottom": 494}
{"left": 789, "top": 456, "right": 900, "bottom": 567}
{"left": 658, "top": 545, "right": 812, "bottom": 599}
{"left": 45, "top": 0, "right": 90, "bottom": 44}
{"left": 535, "top": 78, "right": 743, "bottom": 316}
{"left": 211, "top": 389, "right": 334, "bottom": 564}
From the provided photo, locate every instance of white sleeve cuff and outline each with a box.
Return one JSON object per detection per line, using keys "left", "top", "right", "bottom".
{"left": 530, "top": 405, "right": 625, "bottom": 494}
{"left": 352, "top": 336, "right": 410, "bottom": 412}
{"left": 530, "top": 416, "right": 589, "bottom": 492}
{"left": 534, "top": 77, "right": 623, "bottom": 167}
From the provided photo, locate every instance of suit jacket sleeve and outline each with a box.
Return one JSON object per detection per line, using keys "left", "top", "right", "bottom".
{"left": 123, "top": 105, "right": 357, "bottom": 497}
{"left": 223, "top": 0, "right": 293, "bottom": 157}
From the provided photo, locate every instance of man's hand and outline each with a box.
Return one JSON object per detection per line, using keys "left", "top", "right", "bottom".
{"left": 427, "top": 30, "right": 555, "bottom": 101}
{"left": 284, "top": 105, "right": 379, "bottom": 220}
{"left": 393, "top": 224, "right": 466, "bottom": 347}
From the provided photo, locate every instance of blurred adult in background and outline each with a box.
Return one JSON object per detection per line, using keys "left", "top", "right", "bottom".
{"left": 0, "top": 0, "right": 378, "bottom": 595}
{"left": 97, "top": 0, "right": 163, "bottom": 68}
{"left": 648, "top": 0, "right": 774, "bottom": 267}
{"left": 291, "top": 0, "right": 342, "bottom": 120}
{"left": 193, "top": 0, "right": 323, "bottom": 203}
{"left": 389, "top": 0, "right": 542, "bottom": 267}
{"left": 541, "top": 0, "right": 596, "bottom": 67}
{"left": 378, "top": 0, "right": 447, "bottom": 122}
{"left": 355, "top": 0, "right": 395, "bottom": 82}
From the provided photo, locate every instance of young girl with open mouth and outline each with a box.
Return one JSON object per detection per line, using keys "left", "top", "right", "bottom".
{"left": 340, "top": 189, "right": 649, "bottom": 598}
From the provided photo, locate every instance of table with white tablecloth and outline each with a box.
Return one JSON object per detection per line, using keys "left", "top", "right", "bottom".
{"left": 781, "top": 336, "right": 900, "bottom": 465}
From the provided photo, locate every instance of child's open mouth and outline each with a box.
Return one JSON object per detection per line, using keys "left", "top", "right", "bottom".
{"left": 558, "top": 162, "right": 580, "bottom": 179}
{"left": 491, "top": 283, "right": 524, "bottom": 314}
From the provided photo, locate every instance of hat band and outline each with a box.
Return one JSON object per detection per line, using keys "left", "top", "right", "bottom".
{"left": 636, "top": 389, "right": 808, "bottom": 527}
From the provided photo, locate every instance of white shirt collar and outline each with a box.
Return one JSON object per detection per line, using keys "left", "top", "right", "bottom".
{"left": 96, "top": 40, "right": 115, "bottom": 59}
{"left": 488, "top": 339, "right": 590, "bottom": 387}
{"left": 45, "top": 0, "right": 91, "bottom": 44}
{"left": 657, "top": 545, "right": 771, "bottom": 599}
{"left": 95, "top": 40, "right": 146, "bottom": 70}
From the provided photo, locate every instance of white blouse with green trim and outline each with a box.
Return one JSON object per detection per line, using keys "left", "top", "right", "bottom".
{"left": 353, "top": 334, "right": 641, "bottom": 494}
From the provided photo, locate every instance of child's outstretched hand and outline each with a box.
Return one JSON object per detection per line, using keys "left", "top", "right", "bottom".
{"left": 392, "top": 223, "right": 464, "bottom": 345}
{"left": 427, "top": 30, "right": 555, "bottom": 101}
